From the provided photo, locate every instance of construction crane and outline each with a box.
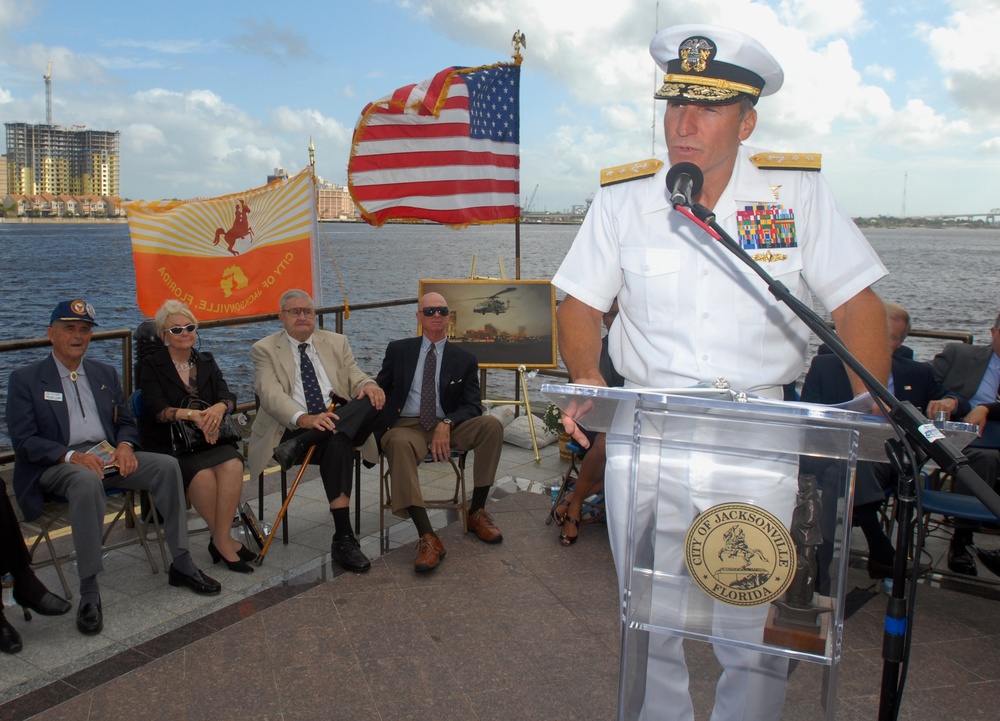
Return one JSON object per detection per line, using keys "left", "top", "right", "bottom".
{"left": 523, "top": 184, "right": 539, "bottom": 214}
{"left": 44, "top": 61, "right": 53, "bottom": 124}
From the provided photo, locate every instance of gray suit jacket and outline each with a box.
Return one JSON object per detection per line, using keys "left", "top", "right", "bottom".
{"left": 6, "top": 356, "right": 139, "bottom": 521}
{"left": 247, "top": 329, "right": 376, "bottom": 480}
{"left": 932, "top": 343, "right": 995, "bottom": 401}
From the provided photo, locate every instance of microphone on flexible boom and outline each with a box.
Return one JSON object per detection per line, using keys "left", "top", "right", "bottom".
{"left": 665, "top": 162, "right": 704, "bottom": 209}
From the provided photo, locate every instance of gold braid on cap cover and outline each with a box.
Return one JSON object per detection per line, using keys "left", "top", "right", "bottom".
{"left": 657, "top": 74, "right": 761, "bottom": 101}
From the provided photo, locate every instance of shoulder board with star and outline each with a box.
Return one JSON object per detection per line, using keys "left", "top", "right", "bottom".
{"left": 600, "top": 158, "right": 664, "bottom": 187}
{"left": 750, "top": 152, "right": 822, "bottom": 171}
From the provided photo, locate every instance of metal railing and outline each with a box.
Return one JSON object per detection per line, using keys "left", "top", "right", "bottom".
{"left": 0, "top": 296, "right": 571, "bottom": 465}
{"left": 0, "top": 301, "right": 974, "bottom": 465}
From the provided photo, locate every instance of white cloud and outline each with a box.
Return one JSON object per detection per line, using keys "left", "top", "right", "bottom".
{"left": 270, "top": 107, "right": 352, "bottom": 144}
{"left": 226, "top": 18, "right": 315, "bottom": 63}
{"left": 874, "top": 98, "right": 972, "bottom": 147}
{"left": 775, "top": 0, "right": 867, "bottom": 40}
{"left": 921, "top": 3, "right": 1000, "bottom": 110}
{"left": 981, "top": 137, "right": 1000, "bottom": 154}
{"left": 865, "top": 64, "right": 896, "bottom": 82}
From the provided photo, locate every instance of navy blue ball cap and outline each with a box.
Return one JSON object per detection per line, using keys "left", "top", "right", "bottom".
{"left": 650, "top": 24, "right": 783, "bottom": 104}
{"left": 50, "top": 299, "right": 98, "bottom": 326}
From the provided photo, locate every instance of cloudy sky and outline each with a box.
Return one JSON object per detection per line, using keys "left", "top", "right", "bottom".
{"left": 1, "top": 0, "right": 997, "bottom": 218}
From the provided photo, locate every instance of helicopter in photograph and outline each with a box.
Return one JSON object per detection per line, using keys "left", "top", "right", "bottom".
{"left": 472, "top": 287, "right": 517, "bottom": 315}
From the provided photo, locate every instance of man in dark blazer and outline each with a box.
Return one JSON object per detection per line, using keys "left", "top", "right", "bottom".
{"left": 5, "top": 300, "right": 221, "bottom": 636}
{"left": 933, "top": 313, "right": 1000, "bottom": 449}
{"left": 931, "top": 314, "right": 1000, "bottom": 401}
{"left": 802, "top": 302, "right": 1000, "bottom": 578}
{"left": 374, "top": 291, "right": 504, "bottom": 572}
{"left": 930, "top": 312, "right": 1000, "bottom": 573}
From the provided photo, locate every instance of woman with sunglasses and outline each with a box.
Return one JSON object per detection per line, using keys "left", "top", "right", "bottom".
{"left": 137, "top": 300, "right": 254, "bottom": 573}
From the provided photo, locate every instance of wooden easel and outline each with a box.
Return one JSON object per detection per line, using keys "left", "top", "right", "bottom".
{"left": 468, "top": 258, "right": 541, "bottom": 463}
{"left": 485, "top": 364, "right": 540, "bottom": 462}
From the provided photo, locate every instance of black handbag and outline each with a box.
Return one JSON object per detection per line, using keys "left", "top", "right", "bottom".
{"left": 169, "top": 397, "right": 241, "bottom": 455}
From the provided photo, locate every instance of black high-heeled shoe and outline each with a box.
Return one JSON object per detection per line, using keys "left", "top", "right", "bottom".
{"left": 208, "top": 539, "right": 254, "bottom": 573}
{"left": 234, "top": 543, "right": 258, "bottom": 562}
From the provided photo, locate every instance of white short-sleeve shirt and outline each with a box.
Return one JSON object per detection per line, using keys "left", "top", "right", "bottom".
{"left": 552, "top": 145, "right": 887, "bottom": 392}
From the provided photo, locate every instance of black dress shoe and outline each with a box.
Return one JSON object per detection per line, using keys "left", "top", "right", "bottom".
{"left": 975, "top": 548, "right": 1000, "bottom": 577}
{"left": 331, "top": 535, "right": 371, "bottom": 572}
{"left": 272, "top": 438, "right": 307, "bottom": 471}
{"left": 13, "top": 588, "right": 72, "bottom": 617}
{"left": 0, "top": 613, "right": 23, "bottom": 654}
{"left": 866, "top": 556, "right": 893, "bottom": 579}
{"left": 867, "top": 556, "right": 932, "bottom": 580}
{"left": 76, "top": 600, "right": 103, "bottom": 635}
{"left": 948, "top": 541, "right": 978, "bottom": 576}
{"left": 168, "top": 565, "right": 222, "bottom": 595}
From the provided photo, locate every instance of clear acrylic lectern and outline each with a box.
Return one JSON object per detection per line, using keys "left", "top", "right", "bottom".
{"left": 541, "top": 384, "right": 971, "bottom": 721}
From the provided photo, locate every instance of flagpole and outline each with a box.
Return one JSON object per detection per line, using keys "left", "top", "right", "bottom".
{"left": 512, "top": 30, "right": 526, "bottom": 281}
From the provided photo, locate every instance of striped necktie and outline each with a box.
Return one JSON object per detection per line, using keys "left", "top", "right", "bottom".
{"left": 298, "top": 343, "right": 326, "bottom": 414}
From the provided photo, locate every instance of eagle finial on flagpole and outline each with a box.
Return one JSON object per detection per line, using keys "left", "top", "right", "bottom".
{"left": 512, "top": 30, "right": 526, "bottom": 63}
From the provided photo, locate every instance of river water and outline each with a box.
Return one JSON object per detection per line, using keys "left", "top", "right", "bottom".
{"left": 1, "top": 221, "right": 998, "bottom": 446}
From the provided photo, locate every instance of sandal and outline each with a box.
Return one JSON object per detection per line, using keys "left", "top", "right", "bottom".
{"left": 559, "top": 517, "right": 580, "bottom": 546}
{"left": 551, "top": 500, "right": 571, "bottom": 526}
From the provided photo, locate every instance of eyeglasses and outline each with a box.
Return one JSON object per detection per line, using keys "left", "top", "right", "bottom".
{"left": 166, "top": 324, "right": 197, "bottom": 335}
{"left": 421, "top": 307, "right": 449, "bottom": 317}
{"left": 283, "top": 307, "right": 316, "bottom": 318}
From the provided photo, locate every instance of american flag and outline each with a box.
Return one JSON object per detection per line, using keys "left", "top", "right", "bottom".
{"left": 348, "top": 61, "right": 520, "bottom": 227}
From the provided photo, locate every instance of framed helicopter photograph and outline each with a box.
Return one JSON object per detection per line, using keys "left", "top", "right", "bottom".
{"left": 417, "top": 279, "right": 557, "bottom": 369}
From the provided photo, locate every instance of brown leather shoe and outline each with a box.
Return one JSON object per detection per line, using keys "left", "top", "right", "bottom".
{"left": 467, "top": 508, "right": 503, "bottom": 544}
{"left": 414, "top": 534, "right": 446, "bottom": 573}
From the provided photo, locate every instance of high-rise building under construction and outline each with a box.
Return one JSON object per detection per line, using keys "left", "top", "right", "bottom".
{"left": 4, "top": 122, "right": 120, "bottom": 197}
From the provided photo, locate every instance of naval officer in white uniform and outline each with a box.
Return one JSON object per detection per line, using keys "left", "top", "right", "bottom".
{"left": 553, "top": 24, "right": 890, "bottom": 721}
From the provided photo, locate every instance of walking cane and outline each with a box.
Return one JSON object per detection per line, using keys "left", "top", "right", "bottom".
{"left": 254, "top": 394, "right": 339, "bottom": 565}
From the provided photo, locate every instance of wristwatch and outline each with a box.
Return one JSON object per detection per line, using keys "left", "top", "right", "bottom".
{"left": 118, "top": 441, "right": 134, "bottom": 451}
{"left": 442, "top": 418, "right": 454, "bottom": 427}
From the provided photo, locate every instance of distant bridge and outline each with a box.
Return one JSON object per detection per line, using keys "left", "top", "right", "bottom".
{"left": 917, "top": 208, "right": 1000, "bottom": 223}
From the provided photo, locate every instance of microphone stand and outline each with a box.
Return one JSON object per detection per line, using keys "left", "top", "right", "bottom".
{"left": 677, "top": 201, "right": 1000, "bottom": 721}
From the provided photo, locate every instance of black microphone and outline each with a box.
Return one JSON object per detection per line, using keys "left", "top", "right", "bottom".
{"left": 665, "top": 162, "right": 704, "bottom": 209}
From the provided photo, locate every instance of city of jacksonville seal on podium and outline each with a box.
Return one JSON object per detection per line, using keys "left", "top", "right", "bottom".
{"left": 685, "top": 502, "right": 795, "bottom": 606}
{"left": 685, "top": 499, "right": 830, "bottom": 655}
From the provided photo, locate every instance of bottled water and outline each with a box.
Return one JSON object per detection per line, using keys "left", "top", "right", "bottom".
{"left": 1, "top": 573, "right": 13, "bottom": 608}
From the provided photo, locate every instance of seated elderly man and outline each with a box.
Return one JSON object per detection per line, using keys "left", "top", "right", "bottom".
{"left": 374, "top": 292, "right": 504, "bottom": 572}
{"left": 248, "top": 289, "right": 384, "bottom": 573}
{"left": 802, "top": 302, "right": 1000, "bottom": 580}
{"left": 932, "top": 311, "right": 1000, "bottom": 575}
{"left": 5, "top": 300, "right": 221, "bottom": 636}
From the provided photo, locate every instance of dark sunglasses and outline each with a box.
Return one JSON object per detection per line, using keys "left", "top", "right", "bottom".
{"left": 166, "top": 324, "right": 197, "bottom": 335}
{"left": 421, "top": 307, "right": 449, "bottom": 317}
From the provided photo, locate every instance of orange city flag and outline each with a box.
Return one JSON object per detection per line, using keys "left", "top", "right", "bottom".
{"left": 125, "top": 168, "right": 320, "bottom": 320}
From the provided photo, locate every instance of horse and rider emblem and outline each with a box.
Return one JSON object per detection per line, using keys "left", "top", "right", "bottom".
{"left": 684, "top": 502, "right": 795, "bottom": 607}
{"left": 213, "top": 199, "right": 254, "bottom": 256}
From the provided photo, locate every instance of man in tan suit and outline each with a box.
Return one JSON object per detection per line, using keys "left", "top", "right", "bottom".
{"left": 249, "top": 289, "right": 384, "bottom": 572}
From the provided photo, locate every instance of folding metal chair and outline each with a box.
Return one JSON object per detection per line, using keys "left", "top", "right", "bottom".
{"left": 379, "top": 450, "right": 468, "bottom": 535}
{"left": 27, "top": 487, "right": 168, "bottom": 600}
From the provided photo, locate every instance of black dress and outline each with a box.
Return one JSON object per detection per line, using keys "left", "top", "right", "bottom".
{"left": 138, "top": 346, "right": 242, "bottom": 488}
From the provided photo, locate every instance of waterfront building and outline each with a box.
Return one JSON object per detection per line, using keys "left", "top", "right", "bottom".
{"left": 1, "top": 192, "right": 122, "bottom": 218}
{"left": 316, "top": 178, "right": 360, "bottom": 220}
{"left": 266, "top": 166, "right": 289, "bottom": 184}
{"left": 4, "top": 122, "right": 120, "bottom": 197}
